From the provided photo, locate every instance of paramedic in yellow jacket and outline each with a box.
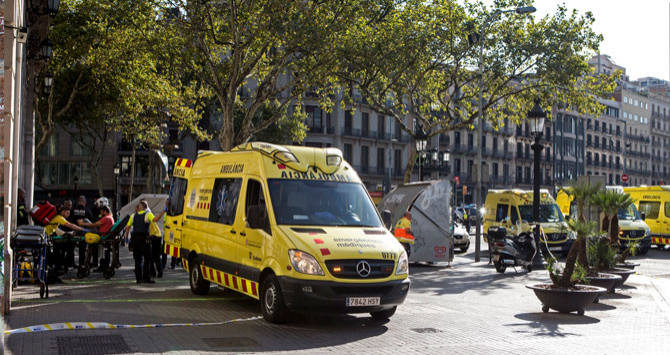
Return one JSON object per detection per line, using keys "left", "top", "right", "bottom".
{"left": 394, "top": 211, "right": 415, "bottom": 256}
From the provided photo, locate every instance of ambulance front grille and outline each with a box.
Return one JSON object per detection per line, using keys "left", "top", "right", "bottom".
{"left": 325, "top": 259, "right": 395, "bottom": 279}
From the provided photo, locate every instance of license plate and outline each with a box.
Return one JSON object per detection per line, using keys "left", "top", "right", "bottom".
{"left": 549, "top": 247, "right": 562, "bottom": 251}
{"left": 346, "top": 297, "right": 380, "bottom": 307}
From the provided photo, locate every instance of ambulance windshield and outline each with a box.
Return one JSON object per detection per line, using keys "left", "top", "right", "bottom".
{"left": 518, "top": 204, "right": 564, "bottom": 223}
{"left": 268, "top": 179, "right": 383, "bottom": 227}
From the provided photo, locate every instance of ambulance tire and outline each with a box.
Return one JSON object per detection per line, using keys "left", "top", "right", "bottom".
{"left": 189, "top": 260, "right": 210, "bottom": 295}
{"left": 370, "top": 306, "right": 396, "bottom": 320}
{"left": 261, "top": 274, "right": 290, "bottom": 323}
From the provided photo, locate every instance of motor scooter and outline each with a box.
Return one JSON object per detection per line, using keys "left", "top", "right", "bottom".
{"left": 488, "top": 223, "right": 537, "bottom": 273}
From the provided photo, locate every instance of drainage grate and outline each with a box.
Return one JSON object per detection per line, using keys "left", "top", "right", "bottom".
{"left": 202, "top": 337, "right": 259, "bottom": 348}
{"left": 411, "top": 328, "right": 444, "bottom": 334}
{"left": 57, "top": 335, "right": 131, "bottom": 355}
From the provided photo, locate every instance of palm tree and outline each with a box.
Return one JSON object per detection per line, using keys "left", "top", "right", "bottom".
{"left": 560, "top": 181, "right": 602, "bottom": 267}
{"left": 590, "top": 191, "right": 619, "bottom": 237}
{"left": 551, "top": 219, "right": 596, "bottom": 287}
{"left": 610, "top": 193, "right": 636, "bottom": 247}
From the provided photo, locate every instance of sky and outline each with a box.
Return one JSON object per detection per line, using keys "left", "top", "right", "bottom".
{"left": 485, "top": 0, "right": 670, "bottom": 81}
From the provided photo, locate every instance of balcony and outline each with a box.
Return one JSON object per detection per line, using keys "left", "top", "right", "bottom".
{"left": 342, "top": 127, "right": 360, "bottom": 137}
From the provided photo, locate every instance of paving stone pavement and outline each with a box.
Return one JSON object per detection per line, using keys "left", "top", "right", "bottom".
{"left": 2, "top": 245, "right": 670, "bottom": 354}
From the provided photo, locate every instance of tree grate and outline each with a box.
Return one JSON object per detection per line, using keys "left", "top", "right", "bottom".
{"left": 56, "top": 335, "right": 131, "bottom": 355}
{"left": 411, "top": 328, "right": 444, "bottom": 334}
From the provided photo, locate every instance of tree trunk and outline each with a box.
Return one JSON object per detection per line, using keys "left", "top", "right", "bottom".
{"left": 146, "top": 151, "right": 155, "bottom": 194}
{"left": 610, "top": 215, "right": 620, "bottom": 247}
{"left": 559, "top": 239, "right": 581, "bottom": 288}
{"left": 601, "top": 215, "right": 610, "bottom": 233}
{"left": 217, "top": 98, "right": 235, "bottom": 151}
{"left": 403, "top": 144, "right": 418, "bottom": 184}
{"left": 129, "top": 141, "right": 136, "bottom": 202}
{"left": 577, "top": 237, "right": 588, "bottom": 271}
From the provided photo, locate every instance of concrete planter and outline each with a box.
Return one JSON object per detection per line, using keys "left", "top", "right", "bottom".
{"left": 526, "top": 283, "right": 607, "bottom": 316}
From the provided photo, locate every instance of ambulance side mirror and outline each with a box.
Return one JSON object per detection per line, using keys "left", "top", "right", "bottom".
{"left": 641, "top": 213, "right": 646, "bottom": 221}
{"left": 247, "top": 205, "right": 270, "bottom": 234}
{"left": 382, "top": 210, "right": 393, "bottom": 230}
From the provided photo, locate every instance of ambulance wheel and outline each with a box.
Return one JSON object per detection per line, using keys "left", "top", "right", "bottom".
{"left": 542, "top": 305, "right": 549, "bottom": 313}
{"left": 494, "top": 261, "right": 506, "bottom": 273}
{"left": 638, "top": 246, "right": 650, "bottom": 255}
{"left": 189, "top": 260, "right": 210, "bottom": 295}
{"left": 526, "top": 265, "right": 533, "bottom": 273}
{"left": 370, "top": 306, "right": 396, "bottom": 320}
{"left": 261, "top": 274, "right": 289, "bottom": 323}
{"left": 77, "top": 268, "right": 88, "bottom": 279}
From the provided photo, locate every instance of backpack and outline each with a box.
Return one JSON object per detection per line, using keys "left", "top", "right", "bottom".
{"left": 30, "top": 201, "right": 58, "bottom": 226}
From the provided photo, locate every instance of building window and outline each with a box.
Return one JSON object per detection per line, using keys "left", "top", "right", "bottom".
{"left": 39, "top": 132, "right": 60, "bottom": 157}
{"left": 377, "top": 148, "right": 385, "bottom": 171}
{"left": 360, "top": 146, "right": 369, "bottom": 168}
{"left": 344, "top": 144, "right": 353, "bottom": 163}
{"left": 394, "top": 149, "right": 402, "bottom": 173}
{"left": 305, "top": 105, "right": 322, "bottom": 131}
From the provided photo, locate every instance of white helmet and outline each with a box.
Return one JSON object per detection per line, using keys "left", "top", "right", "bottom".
{"left": 95, "top": 197, "right": 110, "bottom": 207}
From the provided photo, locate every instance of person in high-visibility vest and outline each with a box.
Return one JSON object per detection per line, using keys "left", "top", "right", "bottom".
{"left": 394, "top": 211, "right": 414, "bottom": 257}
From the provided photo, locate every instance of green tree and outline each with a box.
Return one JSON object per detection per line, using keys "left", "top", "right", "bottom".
{"left": 40, "top": 0, "right": 209, "bottom": 197}
{"left": 333, "top": 0, "right": 617, "bottom": 182}
{"left": 591, "top": 190, "right": 635, "bottom": 247}
{"left": 560, "top": 181, "right": 601, "bottom": 269}
{"left": 160, "top": 0, "right": 383, "bottom": 150}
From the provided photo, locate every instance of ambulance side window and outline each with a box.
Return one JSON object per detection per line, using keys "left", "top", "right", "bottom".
{"left": 245, "top": 179, "right": 270, "bottom": 233}
{"left": 665, "top": 202, "right": 670, "bottom": 218}
{"left": 510, "top": 207, "right": 520, "bottom": 224}
{"left": 495, "top": 204, "right": 508, "bottom": 222}
{"left": 209, "top": 178, "right": 243, "bottom": 225}
{"left": 167, "top": 177, "right": 188, "bottom": 216}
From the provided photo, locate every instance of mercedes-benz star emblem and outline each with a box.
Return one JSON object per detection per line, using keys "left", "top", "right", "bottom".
{"left": 356, "top": 261, "right": 371, "bottom": 278}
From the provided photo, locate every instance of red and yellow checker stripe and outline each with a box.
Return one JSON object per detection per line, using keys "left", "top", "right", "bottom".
{"left": 196, "top": 202, "right": 211, "bottom": 210}
{"left": 182, "top": 259, "right": 189, "bottom": 272}
{"left": 652, "top": 237, "right": 670, "bottom": 245}
{"left": 175, "top": 158, "right": 192, "bottom": 168}
{"left": 164, "top": 243, "right": 180, "bottom": 258}
{"left": 200, "top": 265, "right": 259, "bottom": 300}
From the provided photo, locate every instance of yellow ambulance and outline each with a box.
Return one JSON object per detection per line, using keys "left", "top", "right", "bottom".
{"left": 163, "top": 142, "right": 410, "bottom": 323}
{"left": 624, "top": 186, "right": 670, "bottom": 249}
{"left": 483, "top": 189, "right": 574, "bottom": 256}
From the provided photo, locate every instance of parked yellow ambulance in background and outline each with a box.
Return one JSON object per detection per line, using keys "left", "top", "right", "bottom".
{"left": 163, "top": 142, "right": 410, "bottom": 323}
{"left": 483, "top": 189, "right": 574, "bottom": 256}
{"left": 624, "top": 186, "right": 670, "bottom": 249}
{"left": 556, "top": 186, "right": 650, "bottom": 254}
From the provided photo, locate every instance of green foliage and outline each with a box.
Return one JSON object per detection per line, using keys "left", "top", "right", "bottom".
{"left": 588, "top": 237, "right": 617, "bottom": 272}
{"left": 236, "top": 101, "right": 308, "bottom": 145}
{"left": 161, "top": 0, "right": 376, "bottom": 150}
{"left": 560, "top": 181, "right": 602, "bottom": 222}
{"left": 41, "top": 0, "right": 210, "bottom": 153}
{"left": 567, "top": 219, "right": 597, "bottom": 241}
{"left": 333, "top": 0, "right": 617, "bottom": 181}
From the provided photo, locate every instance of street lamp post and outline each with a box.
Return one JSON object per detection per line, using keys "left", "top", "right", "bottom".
{"left": 529, "top": 101, "right": 547, "bottom": 267}
{"left": 472, "top": 5, "right": 536, "bottom": 262}
{"left": 415, "top": 130, "right": 428, "bottom": 182}
{"left": 113, "top": 163, "right": 121, "bottom": 218}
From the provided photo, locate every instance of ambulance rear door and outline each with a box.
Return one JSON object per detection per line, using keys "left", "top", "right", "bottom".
{"left": 165, "top": 158, "right": 193, "bottom": 265}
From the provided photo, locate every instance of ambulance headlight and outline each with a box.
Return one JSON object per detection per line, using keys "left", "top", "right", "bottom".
{"left": 646, "top": 228, "right": 651, "bottom": 237}
{"left": 396, "top": 251, "right": 409, "bottom": 275}
{"left": 288, "top": 250, "right": 324, "bottom": 276}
